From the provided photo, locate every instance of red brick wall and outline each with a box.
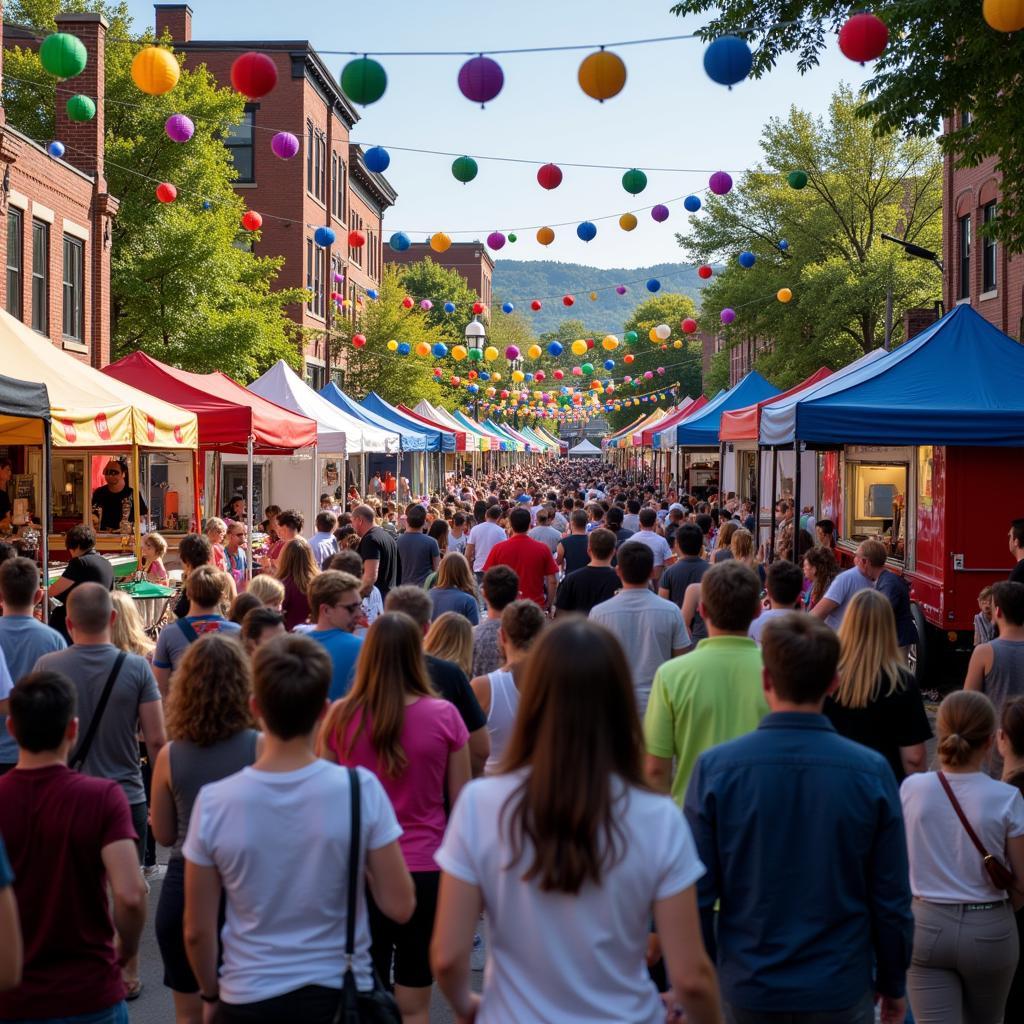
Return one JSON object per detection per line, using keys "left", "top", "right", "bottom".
{"left": 385, "top": 242, "right": 494, "bottom": 307}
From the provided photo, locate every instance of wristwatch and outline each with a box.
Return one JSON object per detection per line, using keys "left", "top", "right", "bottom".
{"left": 200, "top": 992, "right": 219, "bottom": 1003}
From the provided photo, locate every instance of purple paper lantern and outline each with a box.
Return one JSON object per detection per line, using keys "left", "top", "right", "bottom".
{"left": 504, "top": 345, "right": 520, "bottom": 361}
{"left": 616, "top": 285, "right": 627, "bottom": 295}
{"left": 709, "top": 171, "right": 733, "bottom": 195}
{"left": 644, "top": 371, "right": 654, "bottom": 380}
{"left": 165, "top": 114, "right": 194, "bottom": 143}
{"left": 420, "top": 299, "right": 433, "bottom": 310}
{"left": 271, "top": 132, "right": 300, "bottom": 160}
{"left": 651, "top": 204, "right": 670, "bottom": 222}
{"left": 486, "top": 231, "right": 506, "bottom": 251}
{"left": 458, "top": 55, "right": 504, "bottom": 107}
{"left": 720, "top": 307, "right": 736, "bottom": 325}
{"left": 333, "top": 271, "right": 344, "bottom": 283}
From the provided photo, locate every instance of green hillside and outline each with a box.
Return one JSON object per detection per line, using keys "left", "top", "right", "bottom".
{"left": 492, "top": 260, "right": 712, "bottom": 336}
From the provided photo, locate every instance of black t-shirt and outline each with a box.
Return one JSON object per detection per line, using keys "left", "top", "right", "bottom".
{"left": 555, "top": 566, "right": 620, "bottom": 615}
{"left": 559, "top": 534, "right": 590, "bottom": 575}
{"left": 614, "top": 527, "right": 635, "bottom": 548}
{"left": 1011, "top": 560, "right": 1024, "bottom": 585}
{"left": 425, "top": 654, "right": 486, "bottom": 733}
{"left": 660, "top": 556, "right": 711, "bottom": 642}
{"left": 90, "top": 485, "right": 148, "bottom": 532}
{"left": 61, "top": 550, "right": 115, "bottom": 594}
{"left": 875, "top": 569, "right": 918, "bottom": 647}
{"left": 358, "top": 526, "right": 399, "bottom": 599}
{"left": 823, "top": 669, "right": 933, "bottom": 782}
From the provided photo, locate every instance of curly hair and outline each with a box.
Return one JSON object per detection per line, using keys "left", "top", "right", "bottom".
{"left": 165, "top": 634, "right": 255, "bottom": 746}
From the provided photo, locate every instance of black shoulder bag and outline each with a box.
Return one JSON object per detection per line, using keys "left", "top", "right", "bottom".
{"left": 335, "top": 767, "right": 401, "bottom": 1024}
{"left": 69, "top": 651, "right": 127, "bottom": 771}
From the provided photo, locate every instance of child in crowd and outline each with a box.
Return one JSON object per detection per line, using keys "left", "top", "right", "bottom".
{"left": 975, "top": 585, "right": 996, "bottom": 645}
{"left": 205, "top": 517, "right": 228, "bottom": 572}
{"left": 141, "top": 531, "right": 168, "bottom": 582}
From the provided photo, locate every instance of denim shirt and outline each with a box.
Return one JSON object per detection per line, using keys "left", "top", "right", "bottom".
{"left": 684, "top": 712, "right": 913, "bottom": 1013}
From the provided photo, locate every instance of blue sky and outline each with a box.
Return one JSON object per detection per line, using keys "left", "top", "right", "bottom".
{"left": 124, "top": 0, "right": 871, "bottom": 269}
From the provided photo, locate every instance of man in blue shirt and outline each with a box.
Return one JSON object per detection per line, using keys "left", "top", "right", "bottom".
{"left": 684, "top": 612, "right": 912, "bottom": 1024}
{"left": 307, "top": 571, "right": 363, "bottom": 700}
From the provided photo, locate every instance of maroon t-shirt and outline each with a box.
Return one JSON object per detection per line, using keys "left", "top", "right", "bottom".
{"left": 0, "top": 764, "right": 136, "bottom": 1017}
{"left": 483, "top": 534, "right": 558, "bottom": 606}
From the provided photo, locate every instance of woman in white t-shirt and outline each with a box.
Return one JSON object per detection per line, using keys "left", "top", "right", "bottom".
{"left": 431, "top": 618, "right": 722, "bottom": 1024}
{"left": 900, "top": 690, "right": 1024, "bottom": 1023}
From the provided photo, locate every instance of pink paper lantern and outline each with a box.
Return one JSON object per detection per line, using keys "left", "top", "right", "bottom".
{"left": 616, "top": 285, "right": 627, "bottom": 295}
{"left": 504, "top": 345, "right": 520, "bottom": 360}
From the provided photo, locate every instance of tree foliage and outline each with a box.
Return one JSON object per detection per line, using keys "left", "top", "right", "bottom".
{"left": 396, "top": 258, "right": 483, "bottom": 344}
{"left": 679, "top": 87, "right": 942, "bottom": 388}
{"left": 3, "top": 0, "right": 305, "bottom": 380}
{"left": 669, "top": 0, "right": 1024, "bottom": 251}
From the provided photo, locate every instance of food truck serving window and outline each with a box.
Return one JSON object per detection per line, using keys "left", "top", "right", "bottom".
{"left": 843, "top": 449, "right": 910, "bottom": 563}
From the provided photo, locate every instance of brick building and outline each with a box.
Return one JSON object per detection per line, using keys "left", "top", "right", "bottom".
{"left": 384, "top": 240, "right": 494, "bottom": 309}
{"left": 942, "top": 114, "right": 1024, "bottom": 339}
{"left": 154, "top": 4, "right": 396, "bottom": 388}
{"left": 0, "top": 12, "right": 118, "bottom": 367}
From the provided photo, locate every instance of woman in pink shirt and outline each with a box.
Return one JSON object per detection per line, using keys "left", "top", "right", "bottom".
{"left": 319, "top": 612, "right": 469, "bottom": 1024}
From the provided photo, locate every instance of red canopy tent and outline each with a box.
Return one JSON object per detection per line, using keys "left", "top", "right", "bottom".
{"left": 719, "top": 367, "right": 832, "bottom": 441}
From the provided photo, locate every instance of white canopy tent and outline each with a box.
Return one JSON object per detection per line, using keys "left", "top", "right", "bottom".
{"left": 567, "top": 438, "right": 602, "bottom": 457}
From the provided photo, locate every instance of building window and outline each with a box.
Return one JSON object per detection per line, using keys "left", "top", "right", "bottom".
{"left": 335, "top": 156, "right": 346, "bottom": 221}
{"left": 349, "top": 212, "right": 363, "bottom": 267}
{"left": 306, "top": 120, "right": 314, "bottom": 194}
{"left": 306, "top": 237, "right": 325, "bottom": 319}
{"left": 958, "top": 214, "right": 971, "bottom": 301}
{"left": 982, "top": 201, "right": 997, "bottom": 294}
{"left": 31, "top": 219, "right": 48, "bottom": 334}
{"left": 62, "top": 235, "right": 84, "bottom": 341}
{"left": 307, "top": 126, "right": 326, "bottom": 203}
{"left": 6, "top": 208, "right": 22, "bottom": 321}
{"left": 305, "top": 361, "right": 327, "bottom": 390}
{"left": 962, "top": 110, "right": 972, "bottom": 128}
{"left": 225, "top": 109, "right": 255, "bottom": 183}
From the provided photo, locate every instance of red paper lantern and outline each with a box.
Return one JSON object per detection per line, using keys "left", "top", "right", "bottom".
{"left": 530, "top": 299, "right": 542, "bottom": 311}
{"left": 472, "top": 301, "right": 485, "bottom": 315}
{"left": 586, "top": 338, "right": 595, "bottom": 349}
{"left": 838, "top": 13, "right": 888, "bottom": 63}
{"left": 352, "top": 333, "right": 367, "bottom": 348}
{"left": 537, "top": 163, "right": 563, "bottom": 190}
{"left": 402, "top": 296, "right": 414, "bottom": 309}
{"left": 698, "top": 264, "right": 713, "bottom": 280}
{"left": 230, "top": 52, "right": 278, "bottom": 99}
{"left": 553, "top": 370, "right": 564, "bottom": 380}
{"left": 624, "top": 353, "right": 635, "bottom": 364}
{"left": 241, "top": 210, "right": 262, "bottom": 231}
{"left": 562, "top": 295, "right": 575, "bottom": 307}
{"left": 155, "top": 181, "right": 177, "bottom": 203}
{"left": 348, "top": 229, "right": 366, "bottom": 248}
{"left": 681, "top": 317, "right": 698, "bottom": 334}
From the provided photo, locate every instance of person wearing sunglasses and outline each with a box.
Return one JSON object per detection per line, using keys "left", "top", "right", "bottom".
{"left": 305, "top": 571, "right": 365, "bottom": 701}
{"left": 90, "top": 460, "right": 148, "bottom": 534}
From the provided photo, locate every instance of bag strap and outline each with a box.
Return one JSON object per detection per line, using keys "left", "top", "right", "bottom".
{"left": 70, "top": 651, "right": 127, "bottom": 771}
{"left": 345, "top": 766, "right": 361, "bottom": 961}
{"left": 937, "top": 771, "right": 993, "bottom": 859}
{"left": 176, "top": 617, "right": 200, "bottom": 644}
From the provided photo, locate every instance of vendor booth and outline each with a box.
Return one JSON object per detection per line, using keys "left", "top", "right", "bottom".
{"left": 568, "top": 438, "right": 602, "bottom": 458}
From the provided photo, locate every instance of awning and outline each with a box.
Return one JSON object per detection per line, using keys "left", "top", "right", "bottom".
{"left": 641, "top": 397, "right": 696, "bottom": 447}
{"left": 719, "top": 368, "right": 832, "bottom": 442}
{"left": 104, "top": 352, "right": 315, "bottom": 453}
{"left": 362, "top": 392, "right": 455, "bottom": 453}
{"left": 451, "top": 409, "right": 509, "bottom": 450}
{"left": 0, "top": 373, "right": 50, "bottom": 445}
{"left": 399, "top": 403, "right": 468, "bottom": 451}
{"left": 414, "top": 401, "right": 483, "bottom": 451}
{"left": 320, "top": 383, "right": 428, "bottom": 451}
{"left": 663, "top": 372, "right": 780, "bottom": 448}
{"left": 651, "top": 396, "right": 710, "bottom": 449}
{"left": 603, "top": 414, "right": 647, "bottom": 449}
{"left": 484, "top": 419, "right": 525, "bottom": 451}
{"left": 535, "top": 426, "right": 568, "bottom": 450}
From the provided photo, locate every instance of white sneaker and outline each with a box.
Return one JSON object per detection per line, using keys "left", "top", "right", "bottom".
{"left": 143, "top": 864, "right": 167, "bottom": 882}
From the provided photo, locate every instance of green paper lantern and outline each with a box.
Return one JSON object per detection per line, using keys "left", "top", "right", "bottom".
{"left": 467, "top": 347, "right": 483, "bottom": 362}
{"left": 624, "top": 330, "right": 638, "bottom": 344}
{"left": 787, "top": 169, "right": 808, "bottom": 190}
{"left": 66, "top": 94, "right": 96, "bottom": 122}
{"left": 581, "top": 362, "right": 594, "bottom": 375}
{"left": 340, "top": 57, "right": 387, "bottom": 105}
{"left": 451, "top": 155, "right": 478, "bottom": 184}
{"left": 508, "top": 233, "right": 517, "bottom": 243}
{"left": 40, "top": 33, "right": 87, "bottom": 78}
{"left": 621, "top": 168, "right": 648, "bottom": 195}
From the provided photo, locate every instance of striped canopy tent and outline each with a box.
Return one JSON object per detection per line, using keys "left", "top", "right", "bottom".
{"left": 484, "top": 419, "right": 525, "bottom": 451}
{"left": 400, "top": 403, "right": 472, "bottom": 451}
{"left": 413, "top": 401, "right": 483, "bottom": 451}
{"left": 451, "top": 410, "right": 511, "bottom": 451}
{"left": 602, "top": 414, "right": 647, "bottom": 450}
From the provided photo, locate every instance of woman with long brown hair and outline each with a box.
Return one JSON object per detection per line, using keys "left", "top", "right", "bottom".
{"left": 424, "top": 612, "right": 474, "bottom": 678}
{"left": 427, "top": 552, "right": 480, "bottom": 625}
{"left": 150, "top": 635, "right": 259, "bottom": 1024}
{"left": 319, "top": 612, "right": 469, "bottom": 1024}
{"left": 431, "top": 618, "right": 721, "bottom": 1024}
{"left": 802, "top": 545, "right": 839, "bottom": 610}
{"left": 712, "top": 520, "right": 738, "bottom": 563}
{"left": 275, "top": 537, "right": 318, "bottom": 630}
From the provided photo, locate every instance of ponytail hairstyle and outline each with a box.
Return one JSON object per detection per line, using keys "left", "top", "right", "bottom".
{"left": 937, "top": 689, "right": 996, "bottom": 768}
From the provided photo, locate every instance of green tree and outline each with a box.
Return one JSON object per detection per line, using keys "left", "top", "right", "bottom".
{"left": 669, "top": 0, "right": 1024, "bottom": 250}
{"left": 681, "top": 87, "right": 942, "bottom": 388}
{"left": 4, "top": 0, "right": 305, "bottom": 380}
{"left": 397, "top": 258, "right": 483, "bottom": 344}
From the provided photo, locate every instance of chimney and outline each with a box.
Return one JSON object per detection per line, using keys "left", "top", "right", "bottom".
{"left": 53, "top": 12, "right": 106, "bottom": 185}
{"left": 155, "top": 4, "right": 192, "bottom": 42}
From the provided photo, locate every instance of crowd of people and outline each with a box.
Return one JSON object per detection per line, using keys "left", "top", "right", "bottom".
{"left": 0, "top": 457, "right": 1023, "bottom": 1024}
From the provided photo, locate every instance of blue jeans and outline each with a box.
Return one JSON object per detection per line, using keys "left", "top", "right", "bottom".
{"left": 5, "top": 1002, "right": 129, "bottom": 1024}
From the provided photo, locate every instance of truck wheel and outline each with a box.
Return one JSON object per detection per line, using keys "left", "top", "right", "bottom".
{"left": 908, "top": 602, "right": 929, "bottom": 684}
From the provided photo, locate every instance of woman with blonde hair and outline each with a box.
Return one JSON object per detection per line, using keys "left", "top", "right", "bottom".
{"left": 424, "top": 612, "right": 474, "bottom": 678}
{"left": 825, "top": 589, "right": 931, "bottom": 782}
{"left": 730, "top": 527, "right": 765, "bottom": 585}
{"left": 150, "top": 635, "right": 258, "bottom": 1023}
{"left": 276, "top": 537, "right": 318, "bottom": 630}
{"left": 111, "top": 590, "right": 155, "bottom": 660}
{"left": 712, "top": 519, "right": 738, "bottom": 563}
{"left": 246, "top": 573, "right": 285, "bottom": 610}
{"left": 427, "top": 552, "right": 480, "bottom": 625}
{"left": 901, "top": 690, "right": 1024, "bottom": 1021}
{"left": 320, "top": 612, "right": 469, "bottom": 1024}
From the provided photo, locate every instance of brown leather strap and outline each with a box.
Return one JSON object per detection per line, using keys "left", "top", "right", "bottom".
{"left": 937, "top": 771, "right": 993, "bottom": 860}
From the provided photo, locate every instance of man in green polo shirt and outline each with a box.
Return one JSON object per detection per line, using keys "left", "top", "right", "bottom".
{"left": 644, "top": 560, "right": 769, "bottom": 805}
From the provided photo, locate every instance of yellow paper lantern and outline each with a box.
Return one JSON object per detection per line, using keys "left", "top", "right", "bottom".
{"left": 527, "top": 344, "right": 542, "bottom": 359}
{"left": 983, "top": 0, "right": 1024, "bottom": 31}
{"left": 777, "top": 287, "right": 793, "bottom": 303}
{"left": 589, "top": 291, "right": 598, "bottom": 301}
{"left": 131, "top": 46, "right": 180, "bottom": 95}
{"left": 430, "top": 231, "right": 452, "bottom": 253}
{"left": 386, "top": 339, "right": 398, "bottom": 351}
{"left": 578, "top": 49, "right": 627, "bottom": 102}
{"left": 415, "top": 341, "right": 431, "bottom": 357}
{"left": 673, "top": 339, "right": 683, "bottom": 348}
{"left": 536, "top": 226, "right": 555, "bottom": 246}
{"left": 492, "top": 372, "right": 502, "bottom": 382}
{"left": 452, "top": 345, "right": 468, "bottom": 361}
{"left": 571, "top": 339, "right": 588, "bottom": 356}
{"left": 511, "top": 370, "right": 525, "bottom": 383}
{"left": 648, "top": 328, "right": 659, "bottom": 343}
{"left": 602, "top": 335, "right": 619, "bottom": 350}
{"left": 619, "top": 213, "right": 638, "bottom": 232}
{"left": 483, "top": 346, "right": 498, "bottom": 362}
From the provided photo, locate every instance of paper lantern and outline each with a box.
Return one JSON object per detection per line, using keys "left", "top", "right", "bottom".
{"left": 341, "top": 57, "right": 387, "bottom": 104}
{"left": 420, "top": 299, "right": 433, "bottom": 310}
{"left": 651, "top": 204, "right": 669, "bottom": 222}
{"left": 451, "top": 155, "right": 479, "bottom": 184}
{"left": 578, "top": 49, "right": 626, "bottom": 102}
{"left": 572, "top": 366, "right": 583, "bottom": 377}
{"left": 535, "top": 371, "right": 545, "bottom": 382}
{"left": 577, "top": 221, "right": 597, "bottom": 242}
{"left": 682, "top": 318, "right": 698, "bottom": 334}
{"left": 387, "top": 340, "right": 398, "bottom": 352}
{"left": 537, "top": 163, "right": 563, "bottom": 190}
{"left": 648, "top": 329, "right": 659, "bottom": 343}
{"left": 646, "top": 279, "right": 661, "bottom": 293}
{"left": 536, "top": 226, "right": 555, "bottom": 246}
{"left": 468, "top": 349, "right": 483, "bottom": 362}
{"left": 622, "top": 168, "right": 647, "bottom": 195}
{"left": 624, "top": 330, "right": 638, "bottom": 344}
{"left": 698, "top": 264, "right": 713, "bottom": 279}
{"left": 738, "top": 251, "right": 756, "bottom": 268}
{"left": 581, "top": 363, "right": 594, "bottom": 376}
{"left": 983, "top": 0, "right": 1024, "bottom": 31}
{"left": 155, "top": 182, "right": 177, "bottom": 204}
{"left": 547, "top": 341, "right": 563, "bottom": 357}
{"left": 165, "top": 114, "right": 194, "bottom": 143}
{"left": 616, "top": 285, "right": 628, "bottom": 295}
{"left": 604, "top": 359, "right": 616, "bottom": 371}
{"left": 473, "top": 301, "right": 485, "bottom": 315}
{"left": 389, "top": 231, "right": 410, "bottom": 252}
{"left": 619, "top": 213, "right": 638, "bottom": 232}
{"left": 684, "top": 195, "right": 702, "bottom": 212}
{"left": 352, "top": 334, "right": 367, "bottom": 349}
{"left": 779, "top": 239, "right": 790, "bottom": 251}
{"left": 709, "top": 171, "right": 733, "bottom": 195}
{"left": 654, "top": 324, "right": 671, "bottom": 341}
{"left": 367, "top": 289, "right": 378, "bottom": 300}
{"left": 527, "top": 344, "right": 542, "bottom": 359}
{"left": 271, "top": 132, "right": 300, "bottom": 159}
{"left": 486, "top": 231, "right": 506, "bottom": 251}
{"left": 530, "top": 299, "right": 542, "bottom": 311}
{"left": 720, "top": 308, "right": 736, "bottom": 325}
{"left": 402, "top": 296, "right": 414, "bottom": 309}
{"left": 703, "top": 36, "right": 753, "bottom": 87}
{"left": 453, "top": 345, "right": 468, "bottom": 361}
{"left": 241, "top": 210, "right": 263, "bottom": 231}
{"left": 673, "top": 339, "right": 683, "bottom": 349}
{"left": 66, "top": 95, "right": 96, "bottom": 121}
{"left": 314, "top": 226, "right": 336, "bottom": 247}
{"left": 40, "top": 32, "right": 87, "bottom": 78}
{"left": 501, "top": 301, "right": 514, "bottom": 313}
{"left": 364, "top": 146, "right": 390, "bottom": 173}
{"left": 432, "top": 342, "right": 448, "bottom": 358}
{"left": 777, "top": 288, "right": 793, "bottom": 303}
{"left": 511, "top": 370, "right": 525, "bottom": 384}
{"left": 838, "top": 13, "right": 889, "bottom": 63}
{"left": 508, "top": 233, "right": 517, "bottom": 243}
{"left": 442, "top": 301, "right": 457, "bottom": 314}
{"left": 348, "top": 230, "right": 367, "bottom": 249}
{"left": 484, "top": 346, "right": 499, "bottom": 362}
{"left": 602, "top": 335, "right": 619, "bottom": 350}
{"left": 553, "top": 369, "right": 564, "bottom": 380}
{"left": 562, "top": 294, "right": 575, "bottom": 307}
{"left": 132, "top": 46, "right": 180, "bottom": 95}
{"left": 624, "top": 353, "right": 635, "bottom": 364}
{"left": 415, "top": 342, "right": 431, "bottom": 357}
{"left": 47, "top": 141, "right": 65, "bottom": 159}
{"left": 458, "top": 55, "right": 504, "bottom": 106}
{"left": 505, "top": 345, "right": 520, "bottom": 361}
{"left": 397, "top": 342, "right": 410, "bottom": 356}
{"left": 571, "top": 340, "right": 587, "bottom": 356}
{"left": 787, "top": 169, "right": 808, "bottom": 190}
{"left": 430, "top": 232, "right": 452, "bottom": 253}
{"left": 231, "top": 52, "right": 278, "bottom": 99}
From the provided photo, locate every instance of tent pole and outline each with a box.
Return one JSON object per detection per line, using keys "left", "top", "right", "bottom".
{"left": 192, "top": 448, "right": 201, "bottom": 534}
{"left": 311, "top": 443, "right": 319, "bottom": 530}
{"left": 793, "top": 441, "right": 802, "bottom": 563}
{"left": 755, "top": 443, "right": 764, "bottom": 549}
{"left": 769, "top": 447, "right": 779, "bottom": 563}
{"left": 41, "top": 427, "right": 50, "bottom": 623}
{"left": 246, "top": 436, "right": 254, "bottom": 583}
{"left": 131, "top": 443, "right": 142, "bottom": 570}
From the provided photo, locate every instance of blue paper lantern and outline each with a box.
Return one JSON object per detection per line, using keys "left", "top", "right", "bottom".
{"left": 432, "top": 342, "right": 448, "bottom": 358}
{"left": 778, "top": 239, "right": 789, "bottom": 251}
{"left": 683, "top": 195, "right": 702, "bottom": 213}
{"left": 47, "top": 140, "right": 65, "bottom": 158}
{"left": 547, "top": 341, "right": 563, "bottom": 357}
{"left": 443, "top": 301, "right": 456, "bottom": 314}
{"left": 367, "top": 289, "right": 378, "bottom": 300}
{"left": 703, "top": 36, "right": 753, "bottom": 88}
{"left": 467, "top": 383, "right": 479, "bottom": 394}
{"left": 314, "top": 226, "right": 336, "bottom": 247}
{"left": 576, "top": 220, "right": 597, "bottom": 242}
{"left": 604, "top": 359, "right": 615, "bottom": 370}
{"left": 646, "top": 278, "right": 661, "bottom": 292}
{"left": 501, "top": 301, "right": 514, "bottom": 314}
{"left": 397, "top": 342, "right": 411, "bottom": 356}
{"left": 479, "top": 371, "right": 490, "bottom": 381}
{"left": 389, "top": 231, "right": 411, "bottom": 252}
{"left": 738, "top": 251, "right": 756, "bottom": 268}
{"left": 525, "top": 373, "right": 534, "bottom": 382}
{"left": 364, "top": 145, "right": 390, "bottom": 173}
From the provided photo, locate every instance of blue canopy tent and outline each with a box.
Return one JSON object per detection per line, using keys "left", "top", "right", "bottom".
{"left": 667, "top": 371, "right": 779, "bottom": 447}
{"left": 362, "top": 392, "right": 455, "bottom": 453}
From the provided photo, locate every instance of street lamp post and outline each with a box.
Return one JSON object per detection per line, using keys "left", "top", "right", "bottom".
{"left": 880, "top": 233, "right": 945, "bottom": 351}
{"left": 464, "top": 318, "right": 486, "bottom": 422}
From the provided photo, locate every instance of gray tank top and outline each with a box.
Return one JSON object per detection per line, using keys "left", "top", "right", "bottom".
{"left": 984, "top": 639, "right": 1024, "bottom": 777}
{"left": 168, "top": 729, "right": 259, "bottom": 859}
